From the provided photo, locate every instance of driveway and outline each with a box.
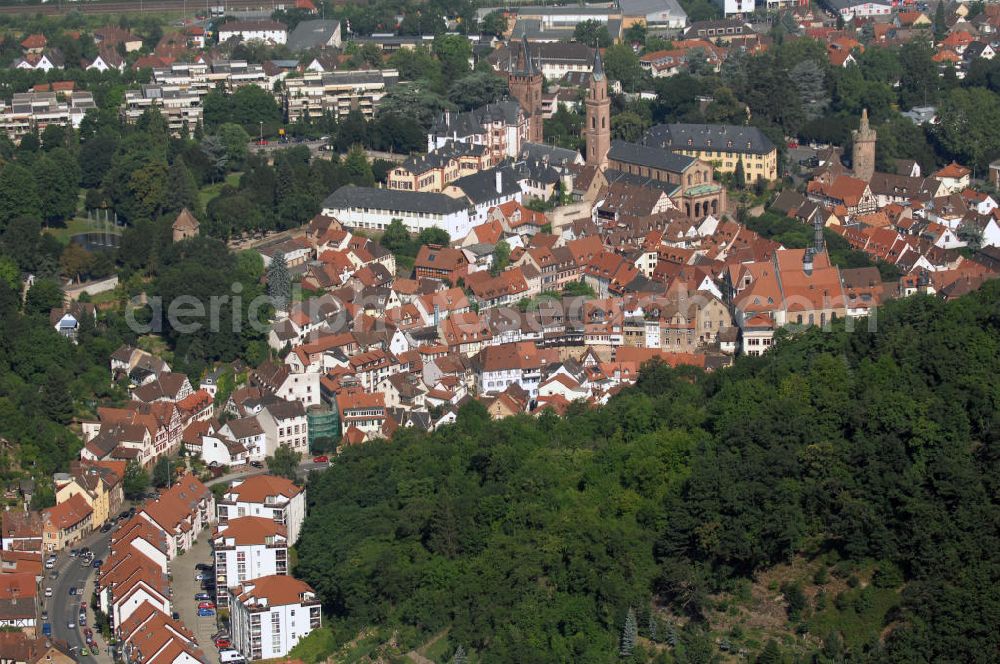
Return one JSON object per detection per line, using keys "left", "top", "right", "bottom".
{"left": 173, "top": 533, "right": 219, "bottom": 660}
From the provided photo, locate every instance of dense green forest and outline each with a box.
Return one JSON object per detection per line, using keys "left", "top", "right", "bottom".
{"left": 296, "top": 282, "right": 1000, "bottom": 663}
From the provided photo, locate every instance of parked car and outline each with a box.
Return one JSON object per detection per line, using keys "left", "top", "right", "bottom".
{"left": 195, "top": 563, "right": 213, "bottom": 571}
{"left": 69, "top": 549, "right": 79, "bottom": 558}
{"left": 219, "top": 649, "right": 244, "bottom": 663}
{"left": 80, "top": 601, "right": 88, "bottom": 610}
{"left": 79, "top": 647, "right": 88, "bottom": 656}
{"left": 44, "top": 559, "right": 54, "bottom": 569}
{"left": 67, "top": 620, "right": 75, "bottom": 629}
{"left": 40, "top": 611, "right": 47, "bottom": 621}
{"left": 214, "top": 638, "right": 232, "bottom": 649}
{"left": 197, "top": 608, "right": 215, "bottom": 617}
{"left": 83, "top": 628, "right": 93, "bottom": 640}
{"left": 249, "top": 460, "right": 263, "bottom": 468}
{"left": 195, "top": 592, "right": 212, "bottom": 601}
{"left": 79, "top": 614, "right": 87, "bottom": 626}
{"left": 198, "top": 601, "right": 215, "bottom": 609}
{"left": 172, "top": 612, "right": 181, "bottom": 620}
{"left": 91, "top": 559, "right": 103, "bottom": 568}
{"left": 44, "top": 587, "right": 52, "bottom": 597}
{"left": 195, "top": 572, "right": 209, "bottom": 581}
{"left": 313, "top": 455, "right": 329, "bottom": 463}
{"left": 68, "top": 587, "right": 77, "bottom": 596}
{"left": 42, "top": 623, "right": 51, "bottom": 637}
{"left": 100, "top": 523, "right": 112, "bottom": 533}
{"left": 79, "top": 547, "right": 89, "bottom": 556}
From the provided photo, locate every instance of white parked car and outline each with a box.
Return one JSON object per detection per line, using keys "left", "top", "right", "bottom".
{"left": 44, "top": 587, "right": 52, "bottom": 597}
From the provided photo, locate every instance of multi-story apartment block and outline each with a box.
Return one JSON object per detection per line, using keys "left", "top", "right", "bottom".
{"left": 229, "top": 576, "right": 320, "bottom": 661}
{"left": 122, "top": 86, "right": 202, "bottom": 137}
{"left": 121, "top": 60, "right": 269, "bottom": 136}
{"left": 0, "top": 91, "right": 95, "bottom": 142}
{"left": 217, "top": 475, "right": 306, "bottom": 545}
{"left": 213, "top": 516, "right": 289, "bottom": 608}
{"left": 284, "top": 69, "right": 399, "bottom": 123}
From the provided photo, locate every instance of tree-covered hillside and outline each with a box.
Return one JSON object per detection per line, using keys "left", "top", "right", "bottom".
{"left": 296, "top": 283, "right": 1000, "bottom": 663}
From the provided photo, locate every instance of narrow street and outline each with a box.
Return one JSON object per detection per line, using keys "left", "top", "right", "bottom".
{"left": 47, "top": 528, "right": 114, "bottom": 664}
{"left": 172, "top": 533, "right": 219, "bottom": 660}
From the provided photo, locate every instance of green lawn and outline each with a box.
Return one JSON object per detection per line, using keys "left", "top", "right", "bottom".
{"left": 198, "top": 172, "right": 243, "bottom": 209}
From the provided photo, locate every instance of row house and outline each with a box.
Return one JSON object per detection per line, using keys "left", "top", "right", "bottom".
{"left": 217, "top": 475, "right": 306, "bottom": 546}
{"left": 347, "top": 348, "right": 400, "bottom": 391}
{"left": 118, "top": 603, "right": 206, "bottom": 664}
{"left": 0, "top": 632, "right": 72, "bottom": 663}
{"left": 213, "top": 517, "right": 289, "bottom": 608}
{"left": 0, "top": 512, "right": 42, "bottom": 554}
{"left": 98, "top": 517, "right": 170, "bottom": 627}
{"left": 98, "top": 549, "right": 171, "bottom": 628}
{"left": 0, "top": 573, "right": 39, "bottom": 632}
{"left": 41, "top": 494, "right": 92, "bottom": 554}
{"left": 130, "top": 372, "right": 193, "bottom": 403}
{"left": 440, "top": 312, "right": 493, "bottom": 356}
{"left": 476, "top": 341, "right": 549, "bottom": 397}
{"left": 52, "top": 460, "right": 125, "bottom": 529}
{"left": 336, "top": 391, "right": 388, "bottom": 439}
{"left": 82, "top": 402, "right": 183, "bottom": 466}
{"left": 464, "top": 267, "right": 531, "bottom": 309}
{"left": 138, "top": 474, "right": 214, "bottom": 559}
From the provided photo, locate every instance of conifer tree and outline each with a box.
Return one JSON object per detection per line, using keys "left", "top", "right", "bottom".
{"left": 267, "top": 252, "right": 291, "bottom": 312}
{"left": 620, "top": 607, "right": 637, "bottom": 657}
{"left": 735, "top": 156, "right": 747, "bottom": 190}
{"left": 451, "top": 645, "right": 467, "bottom": 664}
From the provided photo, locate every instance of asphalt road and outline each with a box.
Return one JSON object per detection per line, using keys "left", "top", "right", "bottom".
{"left": 47, "top": 528, "right": 113, "bottom": 661}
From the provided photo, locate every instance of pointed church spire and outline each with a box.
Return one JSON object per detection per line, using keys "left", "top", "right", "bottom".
{"left": 859, "top": 107, "right": 869, "bottom": 132}
{"left": 592, "top": 47, "right": 605, "bottom": 81}
{"left": 814, "top": 213, "right": 825, "bottom": 254}
{"left": 515, "top": 35, "right": 538, "bottom": 76}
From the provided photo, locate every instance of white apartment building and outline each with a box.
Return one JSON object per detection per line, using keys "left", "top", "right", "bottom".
{"left": 122, "top": 86, "right": 202, "bottom": 137}
{"left": 217, "top": 475, "right": 306, "bottom": 545}
{"left": 321, "top": 185, "right": 473, "bottom": 239}
{"left": 284, "top": 69, "right": 399, "bottom": 123}
{"left": 257, "top": 400, "right": 309, "bottom": 457}
{"left": 0, "top": 91, "right": 95, "bottom": 142}
{"left": 229, "top": 576, "right": 320, "bottom": 661}
{"left": 218, "top": 20, "right": 287, "bottom": 45}
{"left": 213, "top": 516, "right": 289, "bottom": 608}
